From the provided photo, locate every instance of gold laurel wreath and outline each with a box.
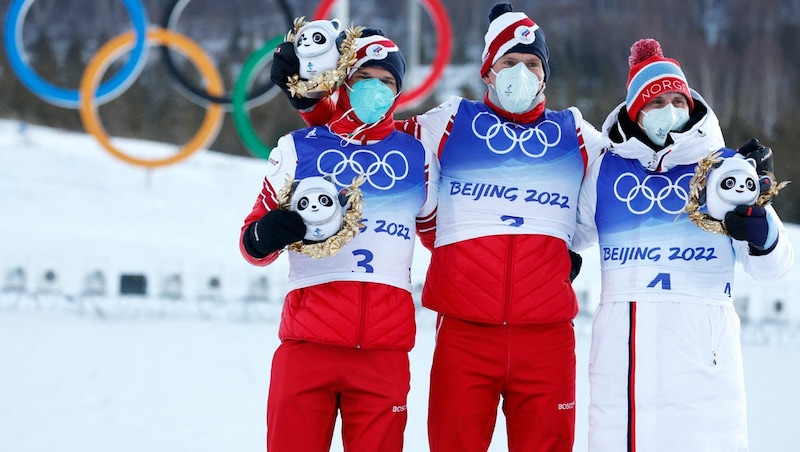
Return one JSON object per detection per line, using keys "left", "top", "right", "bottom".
{"left": 276, "top": 175, "right": 366, "bottom": 259}
{"left": 284, "top": 16, "right": 364, "bottom": 99}
{"left": 684, "top": 150, "right": 790, "bottom": 234}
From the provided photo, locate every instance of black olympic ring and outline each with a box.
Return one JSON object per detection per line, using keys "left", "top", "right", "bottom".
{"left": 159, "top": 0, "right": 296, "bottom": 108}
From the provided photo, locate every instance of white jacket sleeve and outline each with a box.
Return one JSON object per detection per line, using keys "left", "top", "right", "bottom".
{"left": 401, "top": 96, "right": 463, "bottom": 158}
{"left": 568, "top": 106, "right": 605, "bottom": 170}
{"left": 572, "top": 152, "right": 604, "bottom": 252}
{"left": 264, "top": 135, "right": 299, "bottom": 201}
{"left": 419, "top": 146, "right": 440, "bottom": 219}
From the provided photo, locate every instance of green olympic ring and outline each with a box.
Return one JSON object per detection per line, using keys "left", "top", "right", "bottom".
{"left": 232, "top": 35, "right": 286, "bottom": 160}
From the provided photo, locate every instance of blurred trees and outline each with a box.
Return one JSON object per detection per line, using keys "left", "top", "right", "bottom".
{"left": 1, "top": 0, "right": 798, "bottom": 219}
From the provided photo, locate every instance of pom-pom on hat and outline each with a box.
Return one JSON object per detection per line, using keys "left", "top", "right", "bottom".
{"left": 625, "top": 38, "right": 694, "bottom": 122}
{"left": 480, "top": 3, "right": 550, "bottom": 80}
{"left": 348, "top": 28, "right": 406, "bottom": 92}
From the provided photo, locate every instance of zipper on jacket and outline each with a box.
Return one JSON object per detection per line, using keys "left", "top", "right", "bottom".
{"left": 503, "top": 236, "right": 515, "bottom": 325}
{"left": 356, "top": 283, "right": 368, "bottom": 348}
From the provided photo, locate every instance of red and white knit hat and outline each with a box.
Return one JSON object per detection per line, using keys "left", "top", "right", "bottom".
{"left": 348, "top": 29, "right": 406, "bottom": 92}
{"left": 480, "top": 3, "right": 549, "bottom": 80}
{"left": 626, "top": 38, "right": 693, "bottom": 122}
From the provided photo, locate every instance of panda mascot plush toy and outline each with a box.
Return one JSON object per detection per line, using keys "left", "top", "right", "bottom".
{"left": 290, "top": 176, "right": 349, "bottom": 242}
{"left": 293, "top": 19, "right": 342, "bottom": 80}
{"left": 703, "top": 157, "right": 760, "bottom": 221}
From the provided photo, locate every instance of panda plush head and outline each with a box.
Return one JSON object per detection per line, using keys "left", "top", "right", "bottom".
{"left": 703, "top": 157, "right": 760, "bottom": 220}
{"left": 294, "top": 19, "right": 342, "bottom": 79}
{"left": 290, "top": 176, "right": 349, "bottom": 242}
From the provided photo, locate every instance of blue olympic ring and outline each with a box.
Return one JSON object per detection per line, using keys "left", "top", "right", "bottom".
{"left": 3, "top": 0, "right": 149, "bottom": 109}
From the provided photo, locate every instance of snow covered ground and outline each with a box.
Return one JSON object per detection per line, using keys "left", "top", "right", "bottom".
{"left": 1, "top": 120, "right": 799, "bottom": 451}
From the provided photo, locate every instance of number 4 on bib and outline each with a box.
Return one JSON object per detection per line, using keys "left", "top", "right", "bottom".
{"left": 647, "top": 273, "right": 672, "bottom": 290}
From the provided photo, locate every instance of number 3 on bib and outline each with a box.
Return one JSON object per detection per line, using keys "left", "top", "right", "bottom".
{"left": 352, "top": 249, "right": 374, "bottom": 273}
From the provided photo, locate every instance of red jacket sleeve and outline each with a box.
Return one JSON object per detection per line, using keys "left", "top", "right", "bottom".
{"left": 299, "top": 98, "right": 337, "bottom": 126}
{"left": 239, "top": 176, "right": 283, "bottom": 266}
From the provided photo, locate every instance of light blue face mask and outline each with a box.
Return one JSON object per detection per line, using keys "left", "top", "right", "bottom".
{"left": 348, "top": 78, "right": 397, "bottom": 124}
{"left": 640, "top": 104, "right": 690, "bottom": 146}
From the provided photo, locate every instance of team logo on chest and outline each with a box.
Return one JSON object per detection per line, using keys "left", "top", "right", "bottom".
{"left": 471, "top": 111, "right": 562, "bottom": 157}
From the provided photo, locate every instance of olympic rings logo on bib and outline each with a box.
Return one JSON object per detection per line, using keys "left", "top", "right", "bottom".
{"left": 613, "top": 172, "right": 693, "bottom": 215}
{"left": 317, "top": 149, "right": 410, "bottom": 191}
{"left": 471, "top": 112, "right": 562, "bottom": 158}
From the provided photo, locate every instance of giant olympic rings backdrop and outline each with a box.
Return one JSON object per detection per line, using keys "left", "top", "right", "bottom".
{"left": 3, "top": 0, "right": 452, "bottom": 167}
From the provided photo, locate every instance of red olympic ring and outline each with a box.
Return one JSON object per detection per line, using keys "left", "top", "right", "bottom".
{"left": 312, "top": 0, "right": 452, "bottom": 111}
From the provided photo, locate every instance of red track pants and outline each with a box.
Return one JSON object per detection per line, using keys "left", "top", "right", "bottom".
{"left": 266, "top": 340, "right": 410, "bottom": 452}
{"left": 428, "top": 316, "right": 576, "bottom": 452}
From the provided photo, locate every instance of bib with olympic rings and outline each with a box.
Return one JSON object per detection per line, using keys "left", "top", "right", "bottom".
{"left": 592, "top": 150, "right": 737, "bottom": 303}
{"left": 285, "top": 127, "right": 428, "bottom": 292}
{"left": 435, "top": 100, "right": 585, "bottom": 246}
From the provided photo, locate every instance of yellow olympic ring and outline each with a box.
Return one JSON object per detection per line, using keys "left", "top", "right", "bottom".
{"left": 79, "top": 28, "right": 224, "bottom": 168}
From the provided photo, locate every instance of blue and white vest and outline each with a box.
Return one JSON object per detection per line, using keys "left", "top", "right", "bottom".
{"left": 594, "top": 149, "right": 738, "bottom": 304}
{"left": 436, "top": 100, "right": 586, "bottom": 246}
{"left": 288, "top": 127, "right": 427, "bottom": 291}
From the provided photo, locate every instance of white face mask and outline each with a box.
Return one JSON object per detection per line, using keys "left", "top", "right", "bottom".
{"left": 639, "top": 104, "right": 690, "bottom": 146}
{"left": 491, "top": 62, "right": 542, "bottom": 114}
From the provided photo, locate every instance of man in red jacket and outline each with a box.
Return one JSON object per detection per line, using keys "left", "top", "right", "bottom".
{"left": 241, "top": 28, "right": 437, "bottom": 452}
{"left": 291, "top": 4, "right": 603, "bottom": 450}
{"left": 406, "top": 5, "right": 604, "bottom": 450}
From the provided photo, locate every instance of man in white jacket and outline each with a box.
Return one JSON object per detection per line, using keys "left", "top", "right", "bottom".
{"left": 573, "top": 38, "right": 794, "bottom": 452}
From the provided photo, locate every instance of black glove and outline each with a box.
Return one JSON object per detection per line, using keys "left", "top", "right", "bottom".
{"left": 737, "top": 138, "right": 774, "bottom": 192}
{"left": 243, "top": 209, "right": 307, "bottom": 257}
{"left": 569, "top": 250, "right": 583, "bottom": 282}
{"left": 724, "top": 205, "right": 777, "bottom": 255}
{"left": 270, "top": 41, "right": 320, "bottom": 110}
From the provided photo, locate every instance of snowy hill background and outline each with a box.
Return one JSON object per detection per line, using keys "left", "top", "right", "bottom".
{"left": 1, "top": 120, "right": 799, "bottom": 451}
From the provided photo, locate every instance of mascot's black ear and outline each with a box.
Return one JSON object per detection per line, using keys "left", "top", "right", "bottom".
{"left": 323, "top": 175, "right": 334, "bottom": 184}
{"left": 291, "top": 180, "right": 300, "bottom": 192}
{"left": 698, "top": 187, "right": 707, "bottom": 206}
{"left": 338, "top": 189, "right": 349, "bottom": 207}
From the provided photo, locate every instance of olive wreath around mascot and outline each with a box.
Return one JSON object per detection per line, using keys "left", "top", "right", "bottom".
{"left": 685, "top": 150, "right": 789, "bottom": 235}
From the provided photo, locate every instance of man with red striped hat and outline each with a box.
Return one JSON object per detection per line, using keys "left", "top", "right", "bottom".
{"left": 243, "top": 27, "right": 438, "bottom": 452}
{"left": 399, "top": 4, "right": 604, "bottom": 450}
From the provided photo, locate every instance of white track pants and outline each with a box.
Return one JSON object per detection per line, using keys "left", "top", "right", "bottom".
{"left": 588, "top": 301, "right": 749, "bottom": 452}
